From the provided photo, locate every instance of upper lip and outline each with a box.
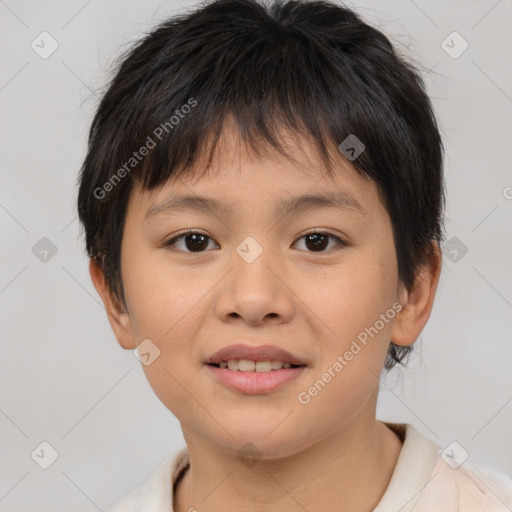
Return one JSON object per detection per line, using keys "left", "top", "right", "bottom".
{"left": 205, "top": 344, "right": 307, "bottom": 365}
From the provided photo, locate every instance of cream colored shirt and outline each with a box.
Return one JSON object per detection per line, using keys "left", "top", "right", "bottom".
{"left": 108, "top": 423, "right": 512, "bottom": 511}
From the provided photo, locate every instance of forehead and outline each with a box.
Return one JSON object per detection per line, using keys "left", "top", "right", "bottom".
{"left": 128, "top": 115, "right": 381, "bottom": 220}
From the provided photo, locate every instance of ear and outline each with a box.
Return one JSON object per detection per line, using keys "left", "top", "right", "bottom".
{"left": 390, "top": 242, "right": 442, "bottom": 347}
{"left": 89, "top": 258, "right": 136, "bottom": 350}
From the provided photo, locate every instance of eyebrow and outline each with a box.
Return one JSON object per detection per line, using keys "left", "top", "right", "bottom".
{"left": 144, "top": 190, "right": 368, "bottom": 221}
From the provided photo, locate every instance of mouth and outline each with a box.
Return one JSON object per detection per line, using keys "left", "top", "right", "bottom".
{"left": 204, "top": 343, "right": 307, "bottom": 369}
{"left": 206, "top": 360, "right": 306, "bottom": 372}
{"left": 205, "top": 360, "right": 307, "bottom": 394}
{"left": 204, "top": 343, "right": 308, "bottom": 393}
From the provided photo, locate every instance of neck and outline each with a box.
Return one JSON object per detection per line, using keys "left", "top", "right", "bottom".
{"left": 174, "top": 419, "right": 403, "bottom": 512}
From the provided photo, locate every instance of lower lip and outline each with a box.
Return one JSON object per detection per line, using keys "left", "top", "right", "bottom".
{"left": 205, "top": 364, "right": 306, "bottom": 394}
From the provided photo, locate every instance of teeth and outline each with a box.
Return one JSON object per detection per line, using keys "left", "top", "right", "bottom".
{"left": 216, "top": 359, "right": 296, "bottom": 372}
{"left": 227, "top": 359, "right": 239, "bottom": 371}
{"left": 238, "top": 359, "right": 255, "bottom": 371}
{"left": 256, "top": 361, "right": 272, "bottom": 372}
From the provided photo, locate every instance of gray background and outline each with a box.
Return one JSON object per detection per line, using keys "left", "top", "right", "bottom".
{"left": 1, "top": 0, "right": 511, "bottom": 510}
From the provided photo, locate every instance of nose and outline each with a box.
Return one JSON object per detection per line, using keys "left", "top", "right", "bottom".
{"left": 213, "top": 240, "right": 294, "bottom": 326}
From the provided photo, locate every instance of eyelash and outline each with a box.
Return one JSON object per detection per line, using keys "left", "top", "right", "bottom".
{"left": 163, "top": 229, "right": 348, "bottom": 254}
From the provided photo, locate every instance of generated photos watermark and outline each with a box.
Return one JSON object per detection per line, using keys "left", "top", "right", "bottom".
{"left": 93, "top": 97, "right": 198, "bottom": 200}
{"left": 297, "top": 301, "right": 403, "bottom": 405}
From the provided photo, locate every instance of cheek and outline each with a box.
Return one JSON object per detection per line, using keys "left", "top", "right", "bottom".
{"left": 122, "top": 249, "right": 212, "bottom": 367}
{"left": 294, "top": 262, "right": 394, "bottom": 424}
{"left": 123, "top": 248, "right": 199, "bottom": 339}
{"left": 306, "top": 253, "right": 396, "bottom": 343}
{"left": 123, "top": 257, "right": 209, "bottom": 414}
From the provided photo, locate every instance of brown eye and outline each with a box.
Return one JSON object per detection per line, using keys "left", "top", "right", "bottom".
{"left": 165, "top": 231, "right": 218, "bottom": 253}
{"left": 163, "top": 229, "right": 347, "bottom": 254}
{"left": 293, "top": 231, "right": 346, "bottom": 253}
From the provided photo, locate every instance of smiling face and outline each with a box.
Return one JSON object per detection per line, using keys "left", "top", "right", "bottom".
{"left": 92, "top": 118, "right": 425, "bottom": 459}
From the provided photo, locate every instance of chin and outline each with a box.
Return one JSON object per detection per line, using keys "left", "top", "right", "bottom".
{"left": 208, "top": 425, "right": 308, "bottom": 460}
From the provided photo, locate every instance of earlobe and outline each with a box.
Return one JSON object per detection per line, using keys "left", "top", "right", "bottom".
{"left": 390, "top": 242, "right": 442, "bottom": 347}
{"left": 88, "top": 258, "right": 136, "bottom": 350}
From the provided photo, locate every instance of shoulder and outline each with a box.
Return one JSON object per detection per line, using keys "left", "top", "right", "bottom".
{"left": 107, "top": 446, "right": 189, "bottom": 512}
{"left": 108, "top": 487, "right": 144, "bottom": 512}
{"left": 377, "top": 423, "right": 512, "bottom": 512}
{"left": 415, "top": 456, "right": 512, "bottom": 511}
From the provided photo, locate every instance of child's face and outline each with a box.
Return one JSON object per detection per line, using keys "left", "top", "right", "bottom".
{"left": 114, "top": 118, "right": 407, "bottom": 457}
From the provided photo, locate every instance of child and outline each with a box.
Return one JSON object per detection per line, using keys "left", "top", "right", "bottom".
{"left": 77, "top": 0, "right": 512, "bottom": 510}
